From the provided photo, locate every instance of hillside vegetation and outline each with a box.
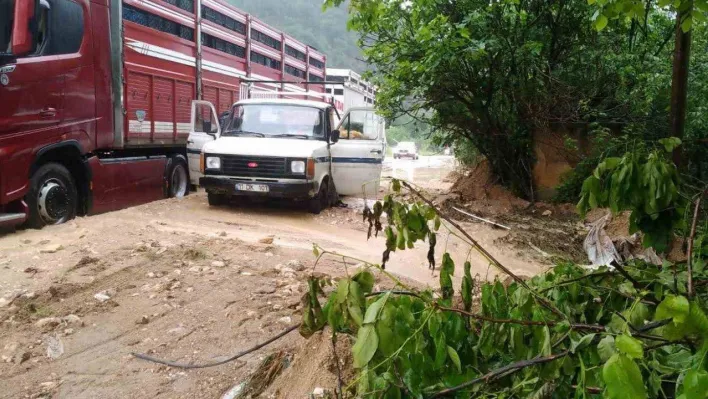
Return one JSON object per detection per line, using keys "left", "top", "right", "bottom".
{"left": 226, "top": 0, "right": 366, "bottom": 72}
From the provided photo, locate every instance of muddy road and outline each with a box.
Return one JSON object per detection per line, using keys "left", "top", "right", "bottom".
{"left": 0, "top": 156, "right": 548, "bottom": 399}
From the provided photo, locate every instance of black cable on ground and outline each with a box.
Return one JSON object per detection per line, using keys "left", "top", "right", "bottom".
{"left": 131, "top": 324, "right": 301, "bottom": 369}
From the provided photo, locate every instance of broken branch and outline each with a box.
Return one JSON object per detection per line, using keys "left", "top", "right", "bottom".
{"left": 428, "top": 351, "right": 570, "bottom": 398}
{"left": 400, "top": 181, "right": 565, "bottom": 318}
{"left": 452, "top": 206, "right": 511, "bottom": 230}
{"left": 131, "top": 324, "right": 300, "bottom": 369}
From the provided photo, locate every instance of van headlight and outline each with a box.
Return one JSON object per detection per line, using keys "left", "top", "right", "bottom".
{"left": 291, "top": 160, "right": 306, "bottom": 174}
{"left": 206, "top": 156, "right": 221, "bottom": 169}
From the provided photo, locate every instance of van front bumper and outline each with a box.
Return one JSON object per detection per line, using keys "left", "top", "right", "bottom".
{"left": 200, "top": 177, "right": 315, "bottom": 199}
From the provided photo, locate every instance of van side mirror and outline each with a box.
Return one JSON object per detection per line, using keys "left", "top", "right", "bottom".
{"left": 330, "top": 130, "right": 340, "bottom": 144}
{"left": 11, "top": 0, "right": 37, "bottom": 57}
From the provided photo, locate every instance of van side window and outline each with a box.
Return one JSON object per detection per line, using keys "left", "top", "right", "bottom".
{"left": 338, "top": 110, "right": 379, "bottom": 140}
{"left": 32, "top": 0, "right": 84, "bottom": 57}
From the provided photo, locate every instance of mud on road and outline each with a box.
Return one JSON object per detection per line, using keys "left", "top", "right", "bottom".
{"left": 0, "top": 156, "right": 555, "bottom": 398}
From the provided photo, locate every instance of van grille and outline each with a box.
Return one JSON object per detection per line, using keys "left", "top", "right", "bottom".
{"left": 213, "top": 155, "right": 301, "bottom": 179}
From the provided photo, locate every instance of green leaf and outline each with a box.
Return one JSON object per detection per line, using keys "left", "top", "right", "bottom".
{"left": 352, "top": 325, "right": 379, "bottom": 368}
{"left": 434, "top": 333, "right": 447, "bottom": 368}
{"left": 570, "top": 333, "right": 596, "bottom": 354}
{"left": 376, "top": 322, "right": 396, "bottom": 356}
{"left": 616, "top": 334, "right": 644, "bottom": 360}
{"left": 656, "top": 295, "right": 690, "bottom": 324}
{"left": 594, "top": 14, "right": 608, "bottom": 31}
{"left": 692, "top": 10, "right": 707, "bottom": 23}
{"left": 364, "top": 292, "right": 390, "bottom": 324}
{"left": 312, "top": 245, "right": 320, "bottom": 257}
{"left": 434, "top": 216, "right": 441, "bottom": 231}
{"left": 682, "top": 369, "right": 708, "bottom": 399}
{"left": 597, "top": 335, "right": 617, "bottom": 362}
{"left": 335, "top": 280, "right": 349, "bottom": 304}
{"left": 697, "top": 0, "right": 708, "bottom": 12}
{"left": 540, "top": 326, "right": 551, "bottom": 357}
{"left": 348, "top": 301, "right": 364, "bottom": 327}
{"left": 658, "top": 137, "right": 682, "bottom": 153}
{"left": 396, "top": 228, "right": 406, "bottom": 250}
{"left": 348, "top": 281, "right": 365, "bottom": 326}
{"left": 392, "top": 179, "right": 401, "bottom": 193}
{"left": 447, "top": 346, "right": 462, "bottom": 373}
{"left": 461, "top": 276, "right": 473, "bottom": 312}
{"left": 440, "top": 254, "right": 455, "bottom": 300}
{"left": 353, "top": 270, "right": 375, "bottom": 294}
{"left": 602, "top": 354, "right": 648, "bottom": 399}
{"left": 682, "top": 15, "right": 693, "bottom": 32}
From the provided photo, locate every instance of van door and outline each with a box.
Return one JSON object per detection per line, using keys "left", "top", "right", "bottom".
{"left": 330, "top": 107, "right": 385, "bottom": 198}
{"left": 187, "top": 101, "right": 221, "bottom": 186}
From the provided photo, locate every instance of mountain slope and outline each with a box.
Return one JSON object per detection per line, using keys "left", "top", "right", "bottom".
{"left": 226, "top": 0, "right": 366, "bottom": 72}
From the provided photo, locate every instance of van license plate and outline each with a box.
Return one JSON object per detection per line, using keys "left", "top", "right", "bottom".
{"left": 236, "top": 183, "right": 270, "bottom": 193}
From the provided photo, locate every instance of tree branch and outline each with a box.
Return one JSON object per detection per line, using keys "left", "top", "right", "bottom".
{"left": 428, "top": 351, "right": 570, "bottom": 398}
{"left": 687, "top": 191, "right": 705, "bottom": 300}
{"left": 438, "top": 306, "right": 605, "bottom": 332}
{"left": 132, "top": 324, "right": 300, "bottom": 369}
{"left": 400, "top": 181, "right": 565, "bottom": 318}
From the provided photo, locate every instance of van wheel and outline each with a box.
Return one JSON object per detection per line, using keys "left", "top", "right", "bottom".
{"left": 207, "top": 192, "right": 228, "bottom": 206}
{"left": 309, "top": 181, "right": 328, "bottom": 214}
{"left": 26, "top": 163, "right": 78, "bottom": 229}
{"left": 326, "top": 179, "right": 339, "bottom": 207}
{"left": 166, "top": 155, "right": 189, "bottom": 198}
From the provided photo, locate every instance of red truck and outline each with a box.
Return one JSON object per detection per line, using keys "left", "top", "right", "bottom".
{"left": 0, "top": 0, "right": 327, "bottom": 229}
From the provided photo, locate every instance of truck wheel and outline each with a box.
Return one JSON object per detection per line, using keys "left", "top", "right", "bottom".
{"left": 309, "top": 181, "right": 328, "bottom": 214}
{"left": 26, "top": 163, "right": 78, "bottom": 229}
{"left": 166, "top": 155, "right": 189, "bottom": 198}
{"left": 207, "top": 192, "right": 228, "bottom": 206}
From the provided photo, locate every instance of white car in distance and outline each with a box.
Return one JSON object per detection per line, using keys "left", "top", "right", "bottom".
{"left": 393, "top": 142, "right": 419, "bottom": 160}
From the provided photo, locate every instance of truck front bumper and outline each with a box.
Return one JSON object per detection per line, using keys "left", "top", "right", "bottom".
{"left": 200, "top": 177, "right": 315, "bottom": 200}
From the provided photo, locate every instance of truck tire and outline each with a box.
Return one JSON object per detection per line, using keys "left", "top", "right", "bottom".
{"left": 309, "top": 180, "right": 329, "bottom": 214}
{"left": 166, "top": 155, "right": 189, "bottom": 198}
{"left": 207, "top": 192, "right": 228, "bottom": 206}
{"left": 25, "top": 163, "right": 78, "bottom": 229}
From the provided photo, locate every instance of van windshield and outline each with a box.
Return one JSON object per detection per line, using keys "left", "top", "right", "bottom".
{"left": 222, "top": 104, "right": 324, "bottom": 139}
{"left": 0, "top": 0, "right": 14, "bottom": 54}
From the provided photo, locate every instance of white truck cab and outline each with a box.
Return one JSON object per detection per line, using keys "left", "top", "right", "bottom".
{"left": 186, "top": 99, "right": 386, "bottom": 213}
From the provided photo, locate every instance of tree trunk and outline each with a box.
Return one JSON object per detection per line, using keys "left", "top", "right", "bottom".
{"left": 670, "top": 7, "right": 693, "bottom": 167}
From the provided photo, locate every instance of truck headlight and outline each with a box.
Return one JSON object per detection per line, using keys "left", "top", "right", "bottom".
{"left": 291, "top": 160, "right": 306, "bottom": 174}
{"left": 206, "top": 156, "right": 221, "bottom": 169}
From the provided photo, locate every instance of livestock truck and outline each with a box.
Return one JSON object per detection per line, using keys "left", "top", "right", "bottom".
{"left": 0, "top": 0, "right": 327, "bottom": 229}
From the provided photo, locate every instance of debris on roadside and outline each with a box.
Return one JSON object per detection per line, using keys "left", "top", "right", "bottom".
{"left": 93, "top": 291, "right": 112, "bottom": 303}
{"left": 259, "top": 236, "right": 275, "bottom": 245}
{"left": 45, "top": 335, "right": 64, "bottom": 360}
{"left": 40, "top": 244, "right": 64, "bottom": 254}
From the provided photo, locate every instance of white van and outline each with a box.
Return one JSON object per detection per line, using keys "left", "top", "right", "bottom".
{"left": 186, "top": 99, "right": 386, "bottom": 213}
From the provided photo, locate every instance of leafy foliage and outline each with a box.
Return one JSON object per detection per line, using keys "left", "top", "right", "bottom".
{"left": 299, "top": 178, "right": 708, "bottom": 398}
{"left": 589, "top": 0, "right": 708, "bottom": 33}
{"left": 325, "top": 0, "right": 693, "bottom": 200}
{"left": 577, "top": 139, "right": 688, "bottom": 252}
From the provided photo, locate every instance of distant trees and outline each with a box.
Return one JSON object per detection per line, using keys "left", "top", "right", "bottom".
{"left": 226, "top": 0, "right": 366, "bottom": 71}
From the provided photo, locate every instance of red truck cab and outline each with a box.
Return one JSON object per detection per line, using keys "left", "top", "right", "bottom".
{"left": 0, "top": 0, "right": 328, "bottom": 230}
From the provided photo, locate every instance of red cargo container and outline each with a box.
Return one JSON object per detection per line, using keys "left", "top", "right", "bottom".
{"left": 0, "top": 0, "right": 327, "bottom": 229}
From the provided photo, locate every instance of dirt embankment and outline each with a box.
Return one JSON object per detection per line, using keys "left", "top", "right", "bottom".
{"left": 445, "top": 160, "right": 587, "bottom": 264}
